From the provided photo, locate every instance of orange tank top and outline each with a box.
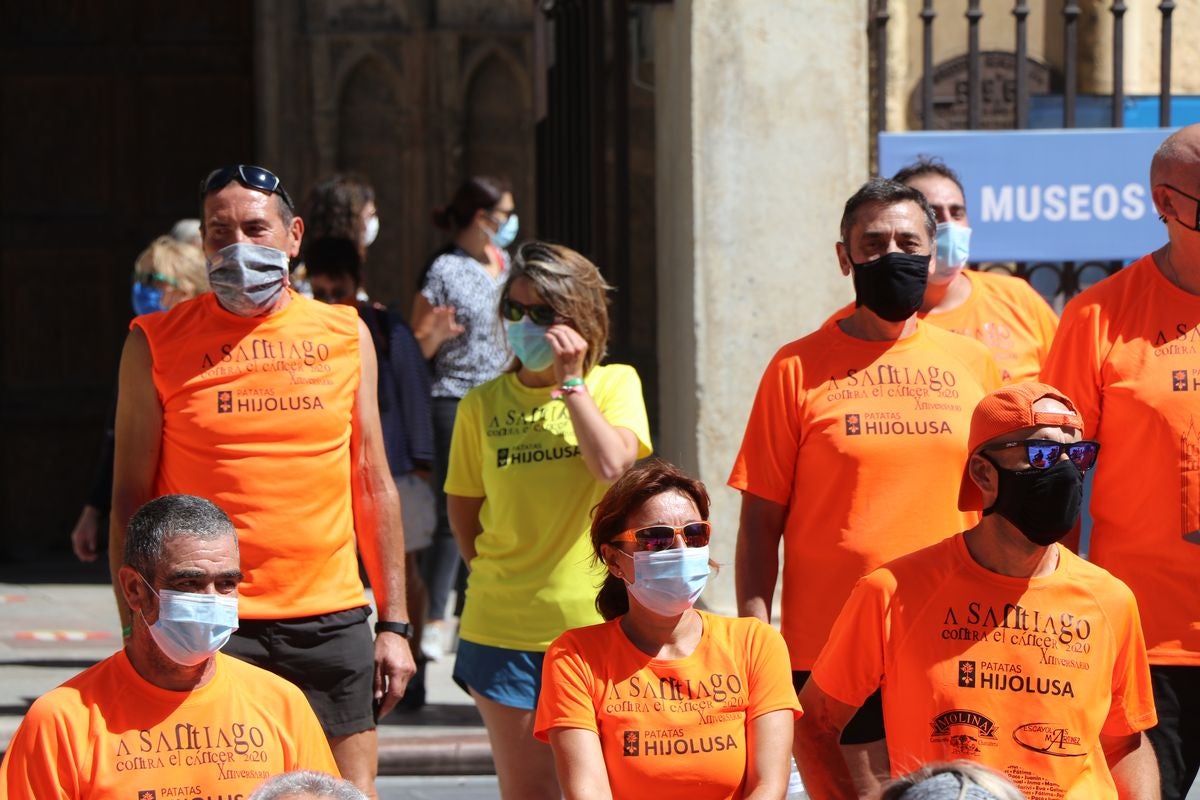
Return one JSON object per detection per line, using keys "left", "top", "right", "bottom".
{"left": 134, "top": 291, "right": 364, "bottom": 619}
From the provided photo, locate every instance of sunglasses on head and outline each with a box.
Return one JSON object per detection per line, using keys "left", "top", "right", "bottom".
{"left": 611, "top": 521, "right": 711, "bottom": 552}
{"left": 984, "top": 439, "right": 1100, "bottom": 473}
{"left": 501, "top": 297, "right": 557, "bottom": 326}
{"left": 199, "top": 165, "right": 295, "bottom": 210}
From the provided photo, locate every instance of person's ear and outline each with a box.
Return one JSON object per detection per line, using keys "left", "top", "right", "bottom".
{"left": 969, "top": 453, "right": 999, "bottom": 507}
{"left": 600, "top": 544, "right": 627, "bottom": 581}
{"left": 835, "top": 241, "right": 853, "bottom": 277}
{"left": 118, "top": 565, "right": 153, "bottom": 616}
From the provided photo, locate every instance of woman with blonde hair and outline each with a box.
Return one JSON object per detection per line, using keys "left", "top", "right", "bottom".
{"left": 445, "top": 241, "right": 652, "bottom": 799}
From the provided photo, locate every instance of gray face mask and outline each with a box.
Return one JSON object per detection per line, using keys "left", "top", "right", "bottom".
{"left": 206, "top": 242, "right": 290, "bottom": 316}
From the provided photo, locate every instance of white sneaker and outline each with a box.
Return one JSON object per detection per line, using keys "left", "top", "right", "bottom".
{"left": 421, "top": 622, "right": 445, "bottom": 661}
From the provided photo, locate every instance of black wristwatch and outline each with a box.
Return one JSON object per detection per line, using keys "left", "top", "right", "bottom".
{"left": 374, "top": 620, "right": 415, "bottom": 639}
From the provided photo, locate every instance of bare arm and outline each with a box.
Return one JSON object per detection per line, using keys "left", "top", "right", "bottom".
{"left": 793, "top": 678, "right": 859, "bottom": 800}
{"left": 548, "top": 728, "right": 613, "bottom": 800}
{"left": 1102, "top": 731, "right": 1159, "bottom": 800}
{"left": 745, "top": 709, "right": 796, "bottom": 800}
{"left": 108, "top": 327, "right": 162, "bottom": 633}
{"left": 736, "top": 493, "right": 788, "bottom": 622}
{"left": 349, "top": 318, "right": 416, "bottom": 718}
{"left": 447, "top": 494, "right": 485, "bottom": 565}
{"left": 410, "top": 292, "right": 463, "bottom": 360}
{"left": 547, "top": 324, "right": 638, "bottom": 482}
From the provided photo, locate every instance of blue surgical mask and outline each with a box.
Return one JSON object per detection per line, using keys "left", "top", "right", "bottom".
{"left": 206, "top": 242, "right": 290, "bottom": 316}
{"left": 140, "top": 576, "right": 239, "bottom": 666}
{"left": 932, "top": 222, "right": 972, "bottom": 284}
{"left": 131, "top": 282, "right": 165, "bottom": 316}
{"left": 505, "top": 318, "right": 555, "bottom": 371}
{"left": 491, "top": 214, "right": 519, "bottom": 249}
{"left": 623, "top": 546, "right": 710, "bottom": 617}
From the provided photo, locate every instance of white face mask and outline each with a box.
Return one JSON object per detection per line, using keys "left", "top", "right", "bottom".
{"left": 206, "top": 242, "right": 290, "bottom": 316}
{"left": 140, "top": 576, "right": 239, "bottom": 666}
{"left": 363, "top": 215, "right": 380, "bottom": 247}
{"left": 622, "top": 546, "right": 710, "bottom": 617}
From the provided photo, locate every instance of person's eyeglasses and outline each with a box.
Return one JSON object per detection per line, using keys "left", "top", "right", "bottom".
{"left": 501, "top": 297, "right": 557, "bottom": 326}
{"left": 199, "top": 165, "right": 295, "bottom": 210}
{"left": 1160, "top": 183, "right": 1200, "bottom": 230}
{"left": 984, "top": 439, "right": 1100, "bottom": 473}
{"left": 132, "top": 271, "right": 178, "bottom": 288}
{"left": 611, "top": 522, "right": 711, "bottom": 552}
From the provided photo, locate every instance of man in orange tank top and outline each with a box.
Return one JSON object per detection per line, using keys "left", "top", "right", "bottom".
{"left": 108, "top": 165, "right": 415, "bottom": 799}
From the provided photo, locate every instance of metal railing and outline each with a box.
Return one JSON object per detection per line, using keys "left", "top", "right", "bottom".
{"left": 871, "top": 1, "right": 1179, "bottom": 304}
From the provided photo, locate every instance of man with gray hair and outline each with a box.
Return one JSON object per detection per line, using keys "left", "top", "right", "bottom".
{"left": 1, "top": 495, "right": 337, "bottom": 798}
{"left": 250, "top": 770, "right": 367, "bottom": 800}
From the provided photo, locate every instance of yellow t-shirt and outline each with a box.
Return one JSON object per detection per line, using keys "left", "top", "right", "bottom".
{"left": 0, "top": 651, "right": 338, "bottom": 799}
{"left": 728, "top": 319, "right": 1000, "bottom": 668}
{"left": 812, "top": 534, "right": 1156, "bottom": 799}
{"left": 446, "top": 364, "right": 652, "bottom": 651}
{"left": 535, "top": 611, "right": 802, "bottom": 800}
{"left": 1042, "top": 254, "right": 1200, "bottom": 665}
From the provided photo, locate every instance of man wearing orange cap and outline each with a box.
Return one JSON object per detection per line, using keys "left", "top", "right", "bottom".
{"left": 793, "top": 382, "right": 1159, "bottom": 800}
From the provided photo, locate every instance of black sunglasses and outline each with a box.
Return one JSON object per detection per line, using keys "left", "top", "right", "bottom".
{"left": 501, "top": 297, "right": 557, "bottom": 326}
{"left": 199, "top": 165, "right": 295, "bottom": 210}
{"left": 612, "top": 522, "right": 712, "bottom": 552}
{"left": 984, "top": 439, "right": 1100, "bottom": 473}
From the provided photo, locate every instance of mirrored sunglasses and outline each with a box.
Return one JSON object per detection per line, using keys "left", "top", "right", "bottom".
{"left": 611, "top": 521, "right": 711, "bottom": 552}
{"left": 501, "top": 297, "right": 556, "bottom": 326}
{"left": 199, "top": 164, "right": 295, "bottom": 210}
{"left": 985, "top": 439, "right": 1100, "bottom": 473}
{"left": 132, "top": 271, "right": 178, "bottom": 288}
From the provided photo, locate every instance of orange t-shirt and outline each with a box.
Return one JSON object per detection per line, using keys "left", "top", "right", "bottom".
{"left": 811, "top": 534, "right": 1156, "bottom": 800}
{"left": 828, "top": 270, "right": 1059, "bottom": 384}
{"left": 134, "top": 291, "right": 364, "bottom": 619}
{"left": 728, "top": 319, "right": 1000, "bottom": 668}
{"left": 1042, "top": 254, "right": 1200, "bottom": 665}
{"left": 0, "top": 651, "right": 338, "bottom": 799}
{"left": 534, "top": 612, "right": 801, "bottom": 800}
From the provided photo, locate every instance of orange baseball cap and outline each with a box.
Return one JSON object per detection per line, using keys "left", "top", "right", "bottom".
{"left": 958, "top": 382, "right": 1084, "bottom": 511}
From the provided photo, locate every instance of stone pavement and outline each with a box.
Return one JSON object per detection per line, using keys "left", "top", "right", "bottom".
{"left": 0, "top": 562, "right": 491, "bottom": 776}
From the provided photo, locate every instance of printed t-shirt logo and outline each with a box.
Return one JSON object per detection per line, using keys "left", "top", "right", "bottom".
{"left": 623, "top": 730, "right": 639, "bottom": 756}
{"left": 1174, "top": 370, "right": 1189, "bottom": 392}
{"left": 930, "top": 709, "right": 999, "bottom": 756}
{"left": 497, "top": 448, "right": 510, "bottom": 468}
{"left": 217, "top": 391, "right": 233, "bottom": 413}
{"left": 958, "top": 660, "right": 976, "bottom": 688}
{"left": 845, "top": 414, "right": 862, "bottom": 436}
{"left": 1012, "top": 722, "right": 1087, "bottom": 758}
{"left": 138, "top": 791, "right": 157, "bottom": 800}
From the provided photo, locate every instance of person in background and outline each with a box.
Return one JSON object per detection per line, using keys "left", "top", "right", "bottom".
{"left": 297, "top": 173, "right": 378, "bottom": 298}
{"left": 731, "top": 178, "right": 1000, "bottom": 797}
{"left": 446, "top": 241, "right": 651, "bottom": 799}
{"left": 536, "top": 460, "right": 800, "bottom": 800}
{"left": 826, "top": 160, "right": 1058, "bottom": 384}
{"left": 307, "top": 236, "right": 437, "bottom": 711}
{"left": 3, "top": 495, "right": 337, "bottom": 798}
{"left": 411, "top": 176, "right": 518, "bottom": 662}
{"left": 250, "top": 770, "right": 367, "bottom": 800}
{"left": 70, "top": 232, "right": 208, "bottom": 563}
{"left": 170, "top": 217, "right": 203, "bottom": 248}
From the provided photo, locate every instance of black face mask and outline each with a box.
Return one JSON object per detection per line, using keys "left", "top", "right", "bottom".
{"left": 983, "top": 457, "right": 1083, "bottom": 547}
{"left": 850, "top": 252, "right": 930, "bottom": 322}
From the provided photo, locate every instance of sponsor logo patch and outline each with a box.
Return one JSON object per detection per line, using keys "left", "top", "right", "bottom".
{"left": 1012, "top": 722, "right": 1087, "bottom": 758}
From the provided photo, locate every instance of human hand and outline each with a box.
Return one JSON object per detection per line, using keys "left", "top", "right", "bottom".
{"left": 373, "top": 631, "right": 418, "bottom": 720}
{"left": 426, "top": 306, "right": 465, "bottom": 347}
{"left": 547, "top": 324, "right": 588, "bottom": 384}
{"left": 70, "top": 505, "right": 102, "bottom": 562}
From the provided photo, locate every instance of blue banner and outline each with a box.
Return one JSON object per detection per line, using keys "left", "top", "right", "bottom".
{"left": 878, "top": 129, "right": 1175, "bottom": 261}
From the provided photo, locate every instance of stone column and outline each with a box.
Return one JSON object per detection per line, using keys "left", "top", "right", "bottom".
{"left": 653, "top": 1, "right": 868, "bottom": 613}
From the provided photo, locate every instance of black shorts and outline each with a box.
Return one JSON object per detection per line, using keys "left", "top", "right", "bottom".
{"left": 1146, "top": 665, "right": 1200, "bottom": 800}
{"left": 793, "top": 670, "right": 885, "bottom": 744}
{"left": 223, "top": 605, "right": 374, "bottom": 738}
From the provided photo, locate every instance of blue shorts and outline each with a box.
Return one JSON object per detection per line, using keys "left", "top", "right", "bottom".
{"left": 453, "top": 639, "right": 546, "bottom": 710}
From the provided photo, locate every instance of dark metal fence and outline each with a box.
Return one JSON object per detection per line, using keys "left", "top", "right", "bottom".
{"left": 870, "top": 1, "right": 1179, "bottom": 306}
